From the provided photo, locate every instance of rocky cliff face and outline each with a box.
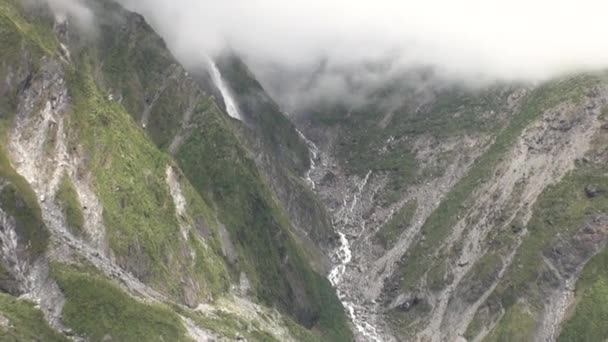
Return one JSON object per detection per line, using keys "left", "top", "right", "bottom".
{"left": 3, "top": 0, "right": 608, "bottom": 341}
{"left": 0, "top": 0, "right": 351, "bottom": 341}
{"left": 294, "top": 73, "right": 608, "bottom": 341}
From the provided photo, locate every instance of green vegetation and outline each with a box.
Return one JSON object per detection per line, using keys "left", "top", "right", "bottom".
{"left": 55, "top": 174, "right": 85, "bottom": 237}
{"left": 559, "top": 279, "right": 608, "bottom": 341}
{"left": 178, "top": 306, "right": 281, "bottom": 342}
{"left": 175, "top": 104, "right": 353, "bottom": 341}
{"left": 0, "top": 1, "right": 351, "bottom": 339}
{"left": 600, "top": 106, "right": 608, "bottom": 121}
{"left": 0, "top": 148, "right": 49, "bottom": 258}
{"left": 493, "top": 164, "right": 608, "bottom": 310}
{"left": 309, "top": 84, "right": 515, "bottom": 206}
{"left": 0, "top": 293, "right": 67, "bottom": 342}
{"left": 374, "top": 200, "right": 417, "bottom": 249}
{"left": 180, "top": 183, "right": 232, "bottom": 297}
{"left": 393, "top": 74, "right": 604, "bottom": 292}
{"left": 484, "top": 302, "right": 536, "bottom": 342}
{"left": 0, "top": 0, "right": 57, "bottom": 64}
{"left": 474, "top": 122, "right": 608, "bottom": 339}
{"left": 94, "top": 0, "right": 175, "bottom": 121}
{"left": 557, "top": 136, "right": 608, "bottom": 342}
{"left": 52, "top": 263, "right": 189, "bottom": 342}
{"left": 388, "top": 86, "right": 508, "bottom": 138}
{"left": 285, "top": 318, "right": 324, "bottom": 342}
{"left": 69, "top": 57, "right": 180, "bottom": 281}
{"left": 458, "top": 253, "right": 503, "bottom": 304}
{"left": 341, "top": 136, "right": 418, "bottom": 203}
{"left": 464, "top": 310, "right": 486, "bottom": 341}
{"left": 218, "top": 55, "right": 310, "bottom": 173}
{"left": 59, "top": 9, "right": 350, "bottom": 339}
{"left": 148, "top": 84, "right": 208, "bottom": 149}
{"left": 386, "top": 297, "right": 432, "bottom": 339}
{"left": 66, "top": 54, "right": 230, "bottom": 301}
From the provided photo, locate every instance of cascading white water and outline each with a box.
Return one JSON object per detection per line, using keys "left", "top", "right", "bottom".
{"left": 296, "top": 129, "right": 320, "bottom": 189}
{"left": 327, "top": 171, "right": 384, "bottom": 342}
{"left": 328, "top": 232, "right": 352, "bottom": 286}
{"left": 207, "top": 59, "right": 242, "bottom": 121}
{"left": 329, "top": 231, "right": 385, "bottom": 342}
{"left": 296, "top": 127, "right": 385, "bottom": 341}
{"left": 295, "top": 130, "right": 386, "bottom": 342}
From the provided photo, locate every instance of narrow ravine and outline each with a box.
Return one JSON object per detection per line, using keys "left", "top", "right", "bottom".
{"left": 296, "top": 129, "right": 320, "bottom": 189}
{"left": 328, "top": 230, "right": 384, "bottom": 342}
{"left": 297, "top": 129, "right": 386, "bottom": 342}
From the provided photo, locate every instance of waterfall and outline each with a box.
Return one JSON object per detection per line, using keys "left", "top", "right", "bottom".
{"left": 207, "top": 59, "right": 242, "bottom": 121}
{"left": 325, "top": 170, "right": 385, "bottom": 342}
{"left": 296, "top": 129, "right": 320, "bottom": 189}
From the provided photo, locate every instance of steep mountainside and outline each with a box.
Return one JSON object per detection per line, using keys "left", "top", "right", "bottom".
{"left": 0, "top": 0, "right": 351, "bottom": 341}
{"left": 294, "top": 70, "right": 608, "bottom": 341}
{"left": 2, "top": 0, "right": 608, "bottom": 341}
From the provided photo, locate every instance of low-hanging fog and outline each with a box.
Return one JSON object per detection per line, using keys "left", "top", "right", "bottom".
{"left": 39, "top": 0, "right": 608, "bottom": 112}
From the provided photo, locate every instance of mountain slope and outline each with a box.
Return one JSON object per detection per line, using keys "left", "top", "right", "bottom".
{"left": 295, "top": 68, "right": 608, "bottom": 341}
{"left": 3, "top": 0, "right": 608, "bottom": 341}
{"left": 0, "top": 0, "right": 352, "bottom": 340}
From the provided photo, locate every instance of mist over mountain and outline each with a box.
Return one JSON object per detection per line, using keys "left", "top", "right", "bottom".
{"left": 34, "top": 0, "right": 608, "bottom": 113}
{"left": 3, "top": 0, "right": 608, "bottom": 341}
{"left": 91, "top": 0, "right": 608, "bottom": 112}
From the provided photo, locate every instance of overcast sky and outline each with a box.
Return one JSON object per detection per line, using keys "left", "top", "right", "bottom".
{"left": 112, "top": 0, "right": 608, "bottom": 80}
{"left": 43, "top": 0, "right": 608, "bottom": 110}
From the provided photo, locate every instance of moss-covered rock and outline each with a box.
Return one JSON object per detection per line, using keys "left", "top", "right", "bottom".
{"left": 55, "top": 174, "right": 85, "bottom": 237}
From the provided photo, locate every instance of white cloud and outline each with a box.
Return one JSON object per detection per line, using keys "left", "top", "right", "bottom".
{"left": 115, "top": 0, "right": 608, "bottom": 80}
{"left": 35, "top": 0, "right": 95, "bottom": 29}
{"left": 41, "top": 0, "right": 607, "bottom": 111}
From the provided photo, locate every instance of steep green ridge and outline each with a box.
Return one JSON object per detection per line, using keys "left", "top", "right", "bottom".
{"left": 0, "top": 2, "right": 344, "bottom": 337}
{"left": 54, "top": 2, "right": 351, "bottom": 338}
{"left": 0, "top": 293, "right": 67, "bottom": 342}
{"left": 466, "top": 159, "right": 608, "bottom": 340}
{"left": 557, "top": 117, "right": 608, "bottom": 341}
{"left": 0, "top": 0, "right": 52, "bottom": 262}
{"left": 0, "top": 0, "right": 57, "bottom": 68}
{"left": 214, "top": 54, "right": 336, "bottom": 262}
{"left": 67, "top": 52, "right": 231, "bottom": 302}
{"left": 175, "top": 104, "right": 351, "bottom": 340}
{"left": 55, "top": 175, "right": 85, "bottom": 237}
{"left": 560, "top": 279, "right": 608, "bottom": 341}
{"left": 92, "top": 0, "right": 175, "bottom": 125}
{"left": 0, "top": 149, "right": 49, "bottom": 259}
{"left": 217, "top": 55, "right": 311, "bottom": 174}
{"left": 19, "top": 0, "right": 351, "bottom": 339}
{"left": 391, "top": 74, "right": 603, "bottom": 294}
{"left": 0, "top": 0, "right": 55, "bottom": 320}
{"left": 483, "top": 302, "right": 536, "bottom": 342}
{"left": 52, "top": 263, "right": 190, "bottom": 342}
{"left": 450, "top": 78, "right": 608, "bottom": 340}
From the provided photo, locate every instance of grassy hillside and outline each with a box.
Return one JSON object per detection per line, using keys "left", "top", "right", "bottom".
{"left": 0, "top": 0, "right": 353, "bottom": 339}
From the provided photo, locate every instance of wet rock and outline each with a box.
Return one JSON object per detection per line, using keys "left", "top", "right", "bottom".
{"left": 584, "top": 184, "right": 603, "bottom": 198}
{"left": 320, "top": 171, "right": 337, "bottom": 185}
{"left": 396, "top": 296, "right": 423, "bottom": 312}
